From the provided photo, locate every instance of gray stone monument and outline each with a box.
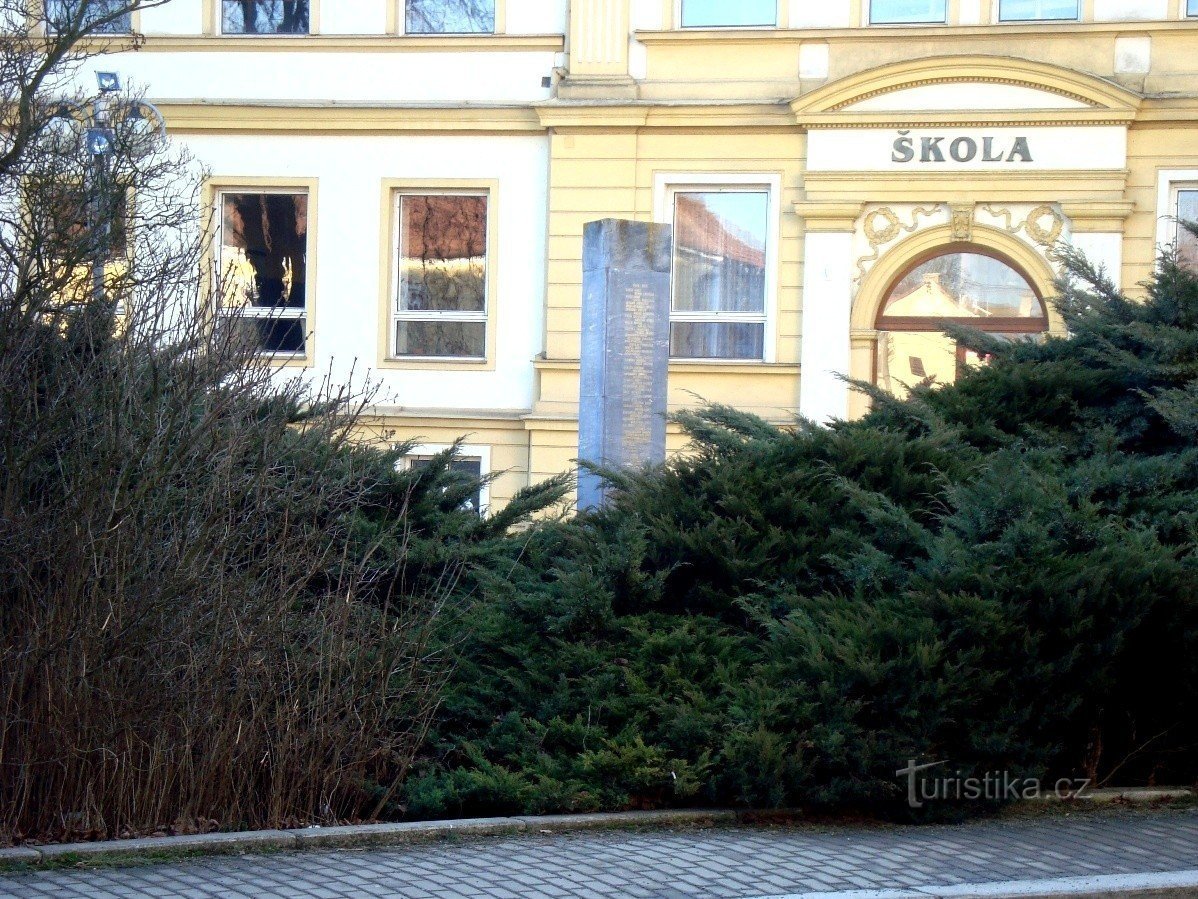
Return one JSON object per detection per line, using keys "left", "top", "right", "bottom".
{"left": 578, "top": 219, "right": 672, "bottom": 511}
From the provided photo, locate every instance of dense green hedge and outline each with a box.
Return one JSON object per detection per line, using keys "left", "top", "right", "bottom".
{"left": 400, "top": 243, "right": 1198, "bottom": 820}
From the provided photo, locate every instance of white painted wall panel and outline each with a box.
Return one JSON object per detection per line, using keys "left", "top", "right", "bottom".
{"left": 629, "top": 0, "right": 665, "bottom": 30}
{"left": 1071, "top": 233, "right": 1124, "bottom": 288}
{"left": 790, "top": 0, "right": 852, "bottom": 28}
{"left": 140, "top": 0, "right": 204, "bottom": 35}
{"left": 321, "top": 0, "right": 388, "bottom": 34}
{"left": 84, "top": 50, "right": 557, "bottom": 104}
{"left": 1093, "top": 0, "right": 1168, "bottom": 20}
{"left": 507, "top": 0, "right": 569, "bottom": 34}
{"left": 183, "top": 132, "right": 549, "bottom": 412}
{"left": 798, "top": 232, "right": 853, "bottom": 424}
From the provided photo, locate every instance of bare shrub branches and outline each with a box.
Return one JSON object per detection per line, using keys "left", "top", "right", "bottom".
{"left": 0, "top": 0, "right": 453, "bottom": 843}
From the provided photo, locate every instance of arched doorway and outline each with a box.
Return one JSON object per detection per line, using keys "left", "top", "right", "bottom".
{"left": 872, "top": 246, "right": 1049, "bottom": 398}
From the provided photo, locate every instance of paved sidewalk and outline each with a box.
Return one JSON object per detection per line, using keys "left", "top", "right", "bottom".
{"left": 1, "top": 808, "right": 1196, "bottom": 899}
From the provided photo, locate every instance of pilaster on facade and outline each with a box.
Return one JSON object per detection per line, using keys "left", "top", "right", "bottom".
{"left": 558, "top": 0, "right": 636, "bottom": 100}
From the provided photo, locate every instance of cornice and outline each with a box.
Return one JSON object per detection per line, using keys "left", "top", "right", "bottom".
{"left": 157, "top": 102, "right": 545, "bottom": 133}
{"left": 635, "top": 20, "right": 1198, "bottom": 45}
{"left": 795, "top": 110, "right": 1138, "bottom": 128}
{"left": 108, "top": 33, "right": 564, "bottom": 53}
{"left": 534, "top": 101, "right": 793, "bottom": 129}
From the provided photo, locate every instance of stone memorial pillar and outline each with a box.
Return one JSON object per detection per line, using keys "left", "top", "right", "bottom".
{"left": 578, "top": 219, "right": 672, "bottom": 511}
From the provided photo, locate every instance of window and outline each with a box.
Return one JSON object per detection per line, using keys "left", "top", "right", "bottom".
{"left": 1177, "top": 189, "right": 1198, "bottom": 269}
{"left": 679, "top": 0, "right": 775, "bottom": 28}
{"left": 44, "top": 0, "right": 131, "bottom": 34}
{"left": 222, "top": 0, "right": 310, "bottom": 34}
{"left": 216, "top": 190, "right": 309, "bottom": 356}
{"left": 998, "top": 0, "right": 1078, "bottom": 21}
{"left": 669, "top": 189, "right": 769, "bottom": 360}
{"left": 1190, "top": 0, "right": 1198, "bottom": 16}
{"left": 875, "top": 250, "right": 1047, "bottom": 398}
{"left": 405, "top": 0, "right": 495, "bottom": 33}
{"left": 869, "top": 0, "right": 947, "bottom": 24}
{"left": 405, "top": 449, "right": 488, "bottom": 515}
{"left": 392, "top": 193, "right": 488, "bottom": 360}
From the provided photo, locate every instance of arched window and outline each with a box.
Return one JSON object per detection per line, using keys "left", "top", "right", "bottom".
{"left": 875, "top": 248, "right": 1047, "bottom": 397}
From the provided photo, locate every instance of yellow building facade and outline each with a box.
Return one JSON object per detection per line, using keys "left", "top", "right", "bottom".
{"left": 524, "top": 0, "right": 1198, "bottom": 501}
{"left": 108, "top": 0, "right": 1198, "bottom": 510}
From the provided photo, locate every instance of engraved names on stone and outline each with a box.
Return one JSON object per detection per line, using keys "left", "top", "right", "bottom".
{"left": 578, "top": 219, "right": 672, "bottom": 511}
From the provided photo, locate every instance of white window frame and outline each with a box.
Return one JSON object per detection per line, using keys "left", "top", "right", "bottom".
{"left": 995, "top": 0, "right": 1080, "bottom": 22}
{"left": 868, "top": 0, "right": 949, "bottom": 25}
{"left": 390, "top": 189, "right": 491, "bottom": 362}
{"left": 214, "top": 187, "right": 310, "bottom": 359}
{"left": 217, "top": 0, "right": 313, "bottom": 35}
{"left": 675, "top": 0, "right": 778, "bottom": 29}
{"left": 654, "top": 172, "right": 781, "bottom": 363}
{"left": 1155, "top": 170, "right": 1198, "bottom": 254}
{"left": 400, "top": 0, "right": 498, "bottom": 34}
{"left": 403, "top": 443, "right": 492, "bottom": 514}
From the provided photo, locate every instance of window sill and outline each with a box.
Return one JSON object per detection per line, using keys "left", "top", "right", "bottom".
{"left": 535, "top": 358, "right": 800, "bottom": 374}
{"left": 136, "top": 33, "right": 565, "bottom": 53}
{"left": 378, "top": 356, "right": 494, "bottom": 372}
{"left": 259, "top": 354, "right": 311, "bottom": 369}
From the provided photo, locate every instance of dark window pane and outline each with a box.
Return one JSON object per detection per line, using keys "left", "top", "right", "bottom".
{"left": 399, "top": 195, "right": 487, "bottom": 313}
{"left": 220, "top": 192, "right": 308, "bottom": 311}
{"left": 408, "top": 456, "right": 484, "bottom": 514}
{"left": 670, "top": 322, "right": 765, "bottom": 360}
{"left": 222, "top": 0, "right": 310, "bottom": 34}
{"left": 680, "top": 0, "right": 775, "bottom": 27}
{"left": 406, "top": 0, "right": 495, "bottom": 33}
{"left": 998, "top": 0, "right": 1078, "bottom": 20}
{"left": 45, "top": 0, "right": 131, "bottom": 33}
{"left": 395, "top": 320, "right": 486, "bottom": 358}
{"left": 882, "top": 252, "right": 1044, "bottom": 320}
{"left": 222, "top": 316, "right": 307, "bottom": 355}
{"left": 673, "top": 192, "right": 767, "bottom": 313}
{"left": 869, "top": 0, "right": 947, "bottom": 24}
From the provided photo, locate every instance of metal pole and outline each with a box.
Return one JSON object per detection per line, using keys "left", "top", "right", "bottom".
{"left": 90, "top": 96, "right": 110, "bottom": 308}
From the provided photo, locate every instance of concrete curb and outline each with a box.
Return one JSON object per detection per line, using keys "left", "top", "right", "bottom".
{"left": 751, "top": 868, "right": 1198, "bottom": 898}
{"left": 0, "top": 809, "right": 738, "bottom": 865}
{"left": 0, "top": 792, "right": 1189, "bottom": 868}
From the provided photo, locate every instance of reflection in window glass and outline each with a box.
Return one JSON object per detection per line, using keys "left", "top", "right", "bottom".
{"left": 394, "top": 194, "right": 488, "bottom": 358}
{"left": 869, "top": 0, "right": 947, "bottom": 24}
{"left": 218, "top": 192, "right": 308, "bottom": 355}
{"left": 671, "top": 191, "right": 768, "bottom": 359}
{"left": 408, "top": 456, "right": 485, "bottom": 515}
{"left": 405, "top": 0, "right": 495, "bottom": 33}
{"left": 998, "top": 0, "right": 1079, "bottom": 20}
{"left": 680, "top": 0, "right": 776, "bottom": 28}
{"left": 44, "top": 0, "right": 131, "bottom": 33}
{"left": 1178, "top": 190, "right": 1198, "bottom": 269}
{"left": 1190, "top": 0, "right": 1198, "bottom": 16}
{"left": 876, "top": 252, "right": 1047, "bottom": 398}
{"left": 882, "top": 253, "right": 1044, "bottom": 319}
{"left": 222, "top": 0, "right": 310, "bottom": 34}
